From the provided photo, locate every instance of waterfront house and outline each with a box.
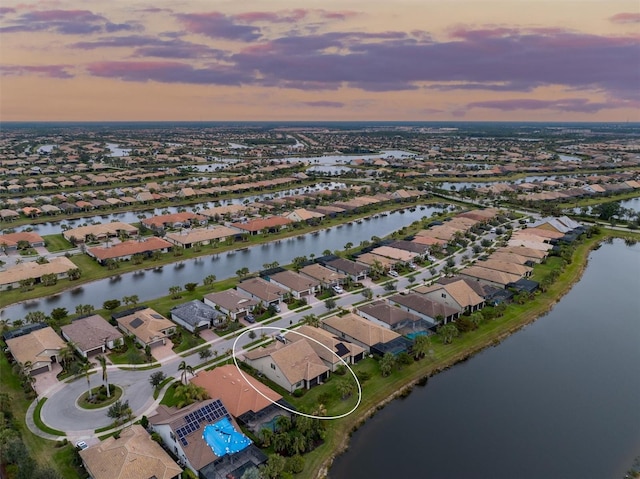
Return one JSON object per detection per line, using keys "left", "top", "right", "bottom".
{"left": 265, "top": 270, "right": 321, "bottom": 299}
{"left": 236, "top": 277, "right": 287, "bottom": 308}
{"left": 114, "top": 307, "right": 176, "bottom": 348}
{"left": 203, "top": 290, "right": 258, "bottom": 321}
{"left": 415, "top": 279, "right": 485, "bottom": 314}
{"left": 150, "top": 399, "right": 264, "bottom": 479}
{"left": 61, "top": 314, "right": 123, "bottom": 358}
{"left": 285, "top": 325, "right": 365, "bottom": 371}
{"left": 243, "top": 340, "right": 329, "bottom": 393}
{"left": 87, "top": 237, "right": 172, "bottom": 264}
{"left": 321, "top": 312, "right": 408, "bottom": 355}
{"left": 191, "top": 365, "right": 286, "bottom": 432}
{"left": 389, "top": 292, "right": 460, "bottom": 324}
{"left": 170, "top": 300, "right": 223, "bottom": 333}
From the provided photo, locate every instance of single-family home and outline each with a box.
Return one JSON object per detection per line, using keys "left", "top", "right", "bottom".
{"left": 61, "top": 314, "right": 123, "bottom": 358}
{"left": 170, "top": 300, "right": 223, "bottom": 333}
{"left": 231, "top": 216, "right": 292, "bottom": 235}
{"left": 0, "top": 231, "right": 45, "bottom": 252}
{"left": 324, "top": 257, "right": 369, "bottom": 281}
{"left": 87, "top": 237, "right": 172, "bottom": 264}
{"left": 5, "top": 325, "right": 66, "bottom": 375}
{"left": 415, "top": 279, "right": 485, "bottom": 314}
{"left": 357, "top": 300, "right": 426, "bottom": 332}
{"left": 285, "top": 325, "right": 365, "bottom": 371}
{"left": 477, "top": 259, "right": 533, "bottom": 277}
{"left": 150, "top": 399, "right": 264, "bottom": 479}
{"left": 114, "top": 307, "right": 176, "bottom": 348}
{"left": 203, "top": 290, "right": 258, "bottom": 321}
{"left": 0, "top": 256, "right": 77, "bottom": 291}
{"left": 79, "top": 425, "right": 182, "bottom": 479}
{"left": 265, "top": 270, "right": 321, "bottom": 299}
{"left": 164, "top": 225, "right": 240, "bottom": 248}
{"left": 236, "top": 278, "right": 287, "bottom": 308}
{"left": 321, "top": 313, "right": 411, "bottom": 356}
{"left": 299, "top": 263, "right": 347, "bottom": 288}
{"left": 388, "top": 292, "right": 460, "bottom": 324}
{"left": 243, "top": 340, "right": 330, "bottom": 393}
{"left": 459, "top": 265, "right": 522, "bottom": 289}
{"left": 191, "top": 365, "right": 286, "bottom": 432}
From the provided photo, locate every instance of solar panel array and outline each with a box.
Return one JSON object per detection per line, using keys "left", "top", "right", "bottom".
{"left": 174, "top": 400, "right": 231, "bottom": 447}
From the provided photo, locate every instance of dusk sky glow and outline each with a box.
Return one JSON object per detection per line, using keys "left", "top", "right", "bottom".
{"left": 1, "top": 0, "right": 638, "bottom": 121}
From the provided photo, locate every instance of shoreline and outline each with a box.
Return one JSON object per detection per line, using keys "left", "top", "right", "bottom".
{"left": 313, "top": 232, "right": 607, "bottom": 479}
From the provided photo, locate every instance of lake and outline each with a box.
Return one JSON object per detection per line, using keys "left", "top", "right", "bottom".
{"left": 2, "top": 205, "right": 445, "bottom": 320}
{"left": 330, "top": 239, "right": 640, "bottom": 479}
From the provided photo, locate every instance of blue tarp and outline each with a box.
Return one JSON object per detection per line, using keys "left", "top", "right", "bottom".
{"left": 203, "top": 417, "right": 252, "bottom": 457}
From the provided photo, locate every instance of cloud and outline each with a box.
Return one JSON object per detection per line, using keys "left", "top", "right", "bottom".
{"left": 0, "top": 9, "right": 139, "bottom": 35}
{"left": 2, "top": 64, "right": 73, "bottom": 79}
{"left": 175, "top": 12, "right": 261, "bottom": 41}
{"left": 302, "top": 101, "right": 345, "bottom": 108}
{"left": 466, "top": 98, "right": 620, "bottom": 113}
{"left": 71, "top": 35, "right": 225, "bottom": 59}
{"left": 76, "top": 23, "right": 638, "bottom": 105}
{"left": 86, "top": 61, "right": 249, "bottom": 85}
{"left": 609, "top": 12, "right": 640, "bottom": 24}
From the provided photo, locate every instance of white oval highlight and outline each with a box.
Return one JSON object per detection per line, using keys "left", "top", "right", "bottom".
{"left": 231, "top": 325, "right": 362, "bottom": 420}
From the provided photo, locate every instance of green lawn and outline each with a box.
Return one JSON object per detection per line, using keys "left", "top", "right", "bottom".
{"left": 159, "top": 383, "right": 180, "bottom": 407}
{"left": 43, "top": 234, "right": 73, "bottom": 252}
{"left": 108, "top": 337, "right": 147, "bottom": 364}
{"left": 0, "top": 352, "right": 82, "bottom": 479}
{"left": 77, "top": 385, "right": 123, "bottom": 409}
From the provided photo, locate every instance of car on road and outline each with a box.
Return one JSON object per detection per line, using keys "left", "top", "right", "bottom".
{"left": 388, "top": 270, "right": 399, "bottom": 277}
{"left": 332, "top": 285, "right": 345, "bottom": 294}
{"left": 76, "top": 441, "right": 88, "bottom": 450}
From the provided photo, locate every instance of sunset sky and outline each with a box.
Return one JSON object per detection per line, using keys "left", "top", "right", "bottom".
{"left": 1, "top": 0, "right": 638, "bottom": 122}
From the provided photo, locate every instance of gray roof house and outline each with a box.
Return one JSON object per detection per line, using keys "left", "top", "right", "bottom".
{"left": 170, "top": 300, "right": 222, "bottom": 333}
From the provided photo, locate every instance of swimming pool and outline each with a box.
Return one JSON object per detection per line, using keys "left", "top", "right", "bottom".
{"left": 203, "top": 417, "right": 251, "bottom": 457}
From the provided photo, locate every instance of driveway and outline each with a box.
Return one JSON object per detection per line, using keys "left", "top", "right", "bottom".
{"left": 34, "top": 363, "right": 62, "bottom": 396}
{"left": 151, "top": 339, "right": 175, "bottom": 361}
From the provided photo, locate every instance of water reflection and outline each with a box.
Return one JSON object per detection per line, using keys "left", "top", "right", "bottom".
{"left": 2, "top": 206, "right": 443, "bottom": 319}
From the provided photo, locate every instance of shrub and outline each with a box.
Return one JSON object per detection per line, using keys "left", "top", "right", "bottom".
{"left": 292, "top": 388, "right": 305, "bottom": 398}
{"left": 334, "top": 364, "right": 346, "bottom": 376}
{"left": 287, "top": 455, "right": 305, "bottom": 474}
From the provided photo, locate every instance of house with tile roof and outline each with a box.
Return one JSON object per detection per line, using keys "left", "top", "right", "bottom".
{"left": 61, "top": 314, "right": 123, "bottom": 358}
{"left": 0, "top": 256, "right": 77, "bottom": 291}
{"left": 321, "top": 312, "right": 403, "bottom": 353}
{"left": 203, "top": 290, "right": 258, "bottom": 321}
{"left": 191, "top": 365, "right": 286, "bottom": 432}
{"left": 458, "top": 265, "right": 522, "bottom": 289}
{"left": 243, "top": 340, "right": 329, "bottom": 393}
{"left": 5, "top": 326, "right": 66, "bottom": 375}
{"left": 323, "top": 257, "right": 369, "bottom": 281}
{"left": 266, "top": 270, "right": 321, "bottom": 299}
{"left": 150, "top": 399, "right": 265, "bottom": 479}
{"left": 115, "top": 307, "right": 176, "bottom": 347}
{"left": 415, "top": 279, "right": 485, "bottom": 314}
{"left": 389, "top": 292, "right": 460, "bottom": 324}
{"left": 285, "top": 325, "right": 365, "bottom": 371}
{"left": 299, "top": 263, "right": 347, "bottom": 288}
{"left": 357, "top": 299, "right": 424, "bottom": 330}
{"left": 79, "top": 424, "right": 182, "bottom": 479}
{"left": 237, "top": 277, "right": 287, "bottom": 307}
{"left": 87, "top": 237, "right": 172, "bottom": 264}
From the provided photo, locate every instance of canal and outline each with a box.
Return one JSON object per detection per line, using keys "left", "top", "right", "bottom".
{"left": 2, "top": 205, "right": 444, "bottom": 319}
{"left": 330, "top": 239, "right": 640, "bottom": 479}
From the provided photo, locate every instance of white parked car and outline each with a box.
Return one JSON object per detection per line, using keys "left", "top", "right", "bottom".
{"left": 76, "top": 441, "right": 88, "bottom": 450}
{"left": 388, "top": 270, "right": 399, "bottom": 277}
{"left": 332, "top": 285, "right": 344, "bottom": 294}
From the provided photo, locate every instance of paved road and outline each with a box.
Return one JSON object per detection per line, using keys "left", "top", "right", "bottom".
{"left": 37, "top": 216, "right": 525, "bottom": 441}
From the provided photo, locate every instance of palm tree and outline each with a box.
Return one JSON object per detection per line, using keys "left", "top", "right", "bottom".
{"left": 96, "top": 355, "right": 110, "bottom": 398}
{"left": 178, "top": 360, "right": 194, "bottom": 385}
{"left": 60, "top": 343, "right": 76, "bottom": 371}
{"left": 302, "top": 314, "right": 320, "bottom": 328}
{"left": 412, "top": 334, "right": 431, "bottom": 360}
{"left": 80, "top": 363, "right": 93, "bottom": 400}
{"left": 174, "top": 383, "right": 208, "bottom": 408}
